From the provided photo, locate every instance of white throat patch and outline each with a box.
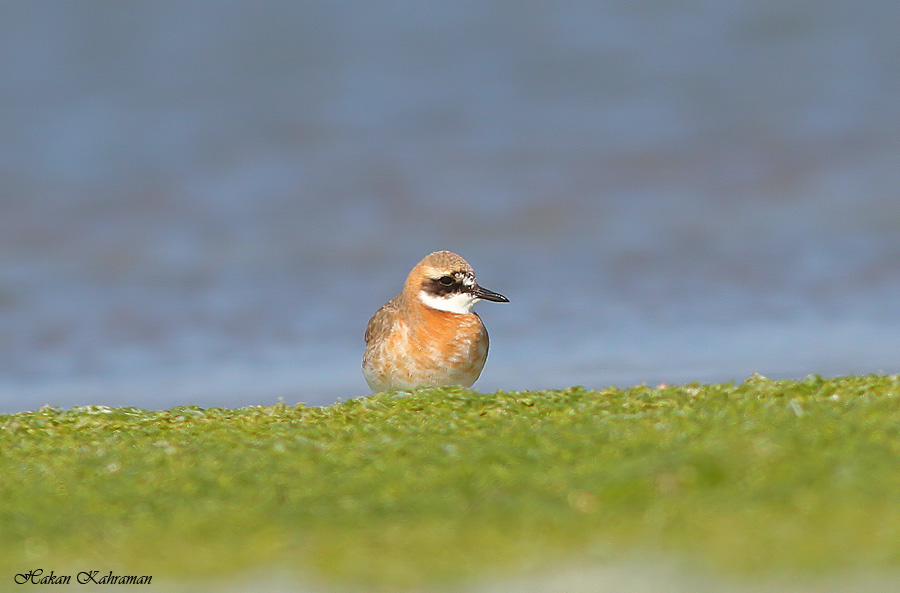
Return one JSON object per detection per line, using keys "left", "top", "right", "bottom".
{"left": 419, "top": 290, "right": 478, "bottom": 314}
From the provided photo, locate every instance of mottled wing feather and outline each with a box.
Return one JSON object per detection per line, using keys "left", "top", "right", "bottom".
{"left": 364, "top": 299, "right": 400, "bottom": 345}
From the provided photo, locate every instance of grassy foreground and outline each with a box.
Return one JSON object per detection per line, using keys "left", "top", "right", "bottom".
{"left": 3, "top": 375, "right": 900, "bottom": 590}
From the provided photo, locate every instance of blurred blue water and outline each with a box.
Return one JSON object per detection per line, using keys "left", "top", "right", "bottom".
{"left": 2, "top": 1, "right": 900, "bottom": 412}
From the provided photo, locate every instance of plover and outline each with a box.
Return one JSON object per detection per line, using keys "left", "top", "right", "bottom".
{"left": 363, "top": 250, "right": 509, "bottom": 392}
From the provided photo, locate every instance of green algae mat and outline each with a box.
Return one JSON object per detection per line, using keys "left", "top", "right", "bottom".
{"left": 3, "top": 374, "right": 900, "bottom": 590}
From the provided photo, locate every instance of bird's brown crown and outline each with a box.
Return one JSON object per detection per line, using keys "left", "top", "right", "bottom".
{"left": 404, "top": 250, "right": 474, "bottom": 293}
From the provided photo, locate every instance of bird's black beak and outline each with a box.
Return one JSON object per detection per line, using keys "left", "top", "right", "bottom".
{"left": 472, "top": 284, "right": 509, "bottom": 303}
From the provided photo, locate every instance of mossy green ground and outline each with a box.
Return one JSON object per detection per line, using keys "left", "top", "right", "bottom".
{"left": 3, "top": 375, "right": 900, "bottom": 590}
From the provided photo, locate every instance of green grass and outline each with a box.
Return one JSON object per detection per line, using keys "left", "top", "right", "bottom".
{"left": 3, "top": 374, "right": 900, "bottom": 590}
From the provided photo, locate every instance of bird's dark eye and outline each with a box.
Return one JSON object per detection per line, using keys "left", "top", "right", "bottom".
{"left": 439, "top": 275, "right": 454, "bottom": 286}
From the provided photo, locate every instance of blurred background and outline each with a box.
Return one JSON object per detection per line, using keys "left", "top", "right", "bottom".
{"left": 2, "top": 1, "right": 899, "bottom": 413}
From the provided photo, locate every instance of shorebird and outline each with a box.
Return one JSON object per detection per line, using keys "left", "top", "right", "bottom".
{"left": 363, "top": 250, "right": 509, "bottom": 392}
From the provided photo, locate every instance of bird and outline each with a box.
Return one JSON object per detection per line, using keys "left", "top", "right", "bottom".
{"left": 363, "top": 250, "right": 509, "bottom": 392}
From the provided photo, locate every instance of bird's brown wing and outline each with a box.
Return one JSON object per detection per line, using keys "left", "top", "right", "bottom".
{"left": 364, "top": 298, "right": 400, "bottom": 346}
